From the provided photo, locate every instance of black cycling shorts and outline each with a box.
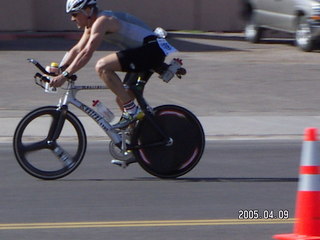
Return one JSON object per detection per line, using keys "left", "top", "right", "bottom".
{"left": 116, "top": 40, "right": 166, "bottom": 72}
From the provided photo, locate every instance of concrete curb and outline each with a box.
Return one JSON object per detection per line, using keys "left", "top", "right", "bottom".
{"left": 0, "top": 32, "right": 82, "bottom": 41}
{"left": 0, "top": 31, "right": 240, "bottom": 41}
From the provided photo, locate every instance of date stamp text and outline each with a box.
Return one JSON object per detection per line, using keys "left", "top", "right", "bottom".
{"left": 238, "top": 209, "right": 289, "bottom": 220}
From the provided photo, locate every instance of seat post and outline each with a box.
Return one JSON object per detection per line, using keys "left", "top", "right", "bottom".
{"left": 129, "top": 71, "right": 153, "bottom": 112}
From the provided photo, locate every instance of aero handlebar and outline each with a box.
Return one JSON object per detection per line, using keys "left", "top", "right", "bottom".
{"left": 28, "top": 58, "right": 77, "bottom": 81}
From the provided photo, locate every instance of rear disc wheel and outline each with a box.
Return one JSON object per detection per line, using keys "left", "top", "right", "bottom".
{"left": 132, "top": 105, "right": 205, "bottom": 178}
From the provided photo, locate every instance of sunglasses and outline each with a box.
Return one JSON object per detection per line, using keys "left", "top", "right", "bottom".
{"left": 71, "top": 12, "right": 79, "bottom": 17}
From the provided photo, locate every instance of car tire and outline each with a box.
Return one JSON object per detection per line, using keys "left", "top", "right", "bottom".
{"left": 244, "top": 13, "right": 263, "bottom": 43}
{"left": 295, "top": 16, "right": 315, "bottom": 52}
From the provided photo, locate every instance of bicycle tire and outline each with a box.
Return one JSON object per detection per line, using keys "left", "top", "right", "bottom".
{"left": 13, "top": 106, "right": 87, "bottom": 180}
{"left": 131, "top": 105, "right": 205, "bottom": 178}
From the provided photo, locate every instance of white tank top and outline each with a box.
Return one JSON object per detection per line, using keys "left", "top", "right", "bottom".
{"left": 99, "top": 10, "right": 155, "bottom": 49}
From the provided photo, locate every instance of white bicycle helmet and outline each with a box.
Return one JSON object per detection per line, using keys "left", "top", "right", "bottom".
{"left": 66, "top": 0, "right": 97, "bottom": 13}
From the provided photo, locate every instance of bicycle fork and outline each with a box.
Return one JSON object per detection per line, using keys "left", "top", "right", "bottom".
{"left": 47, "top": 105, "right": 68, "bottom": 141}
{"left": 45, "top": 105, "right": 74, "bottom": 167}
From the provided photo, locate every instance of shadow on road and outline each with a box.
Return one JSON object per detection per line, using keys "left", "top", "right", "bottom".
{"left": 176, "top": 177, "right": 298, "bottom": 182}
{"left": 0, "top": 32, "right": 245, "bottom": 52}
{"left": 58, "top": 177, "right": 298, "bottom": 183}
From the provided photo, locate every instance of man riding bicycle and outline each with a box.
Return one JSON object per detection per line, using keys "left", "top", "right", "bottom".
{"left": 50, "top": 0, "right": 177, "bottom": 127}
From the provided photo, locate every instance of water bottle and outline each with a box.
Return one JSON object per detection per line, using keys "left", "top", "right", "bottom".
{"left": 154, "top": 27, "right": 167, "bottom": 38}
{"left": 92, "top": 100, "right": 115, "bottom": 122}
{"left": 44, "top": 62, "right": 59, "bottom": 93}
{"left": 159, "top": 58, "right": 183, "bottom": 83}
{"left": 46, "top": 62, "right": 60, "bottom": 75}
{"left": 43, "top": 63, "right": 57, "bottom": 93}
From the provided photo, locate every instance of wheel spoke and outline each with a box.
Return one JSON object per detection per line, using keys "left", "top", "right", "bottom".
{"left": 52, "top": 144, "right": 74, "bottom": 169}
{"left": 21, "top": 139, "right": 49, "bottom": 153}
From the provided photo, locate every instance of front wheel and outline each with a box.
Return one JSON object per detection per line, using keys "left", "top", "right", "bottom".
{"left": 13, "top": 106, "right": 87, "bottom": 180}
{"left": 131, "top": 105, "right": 205, "bottom": 178}
{"left": 244, "top": 13, "right": 263, "bottom": 43}
{"left": 295, "top": 17, "right": 315, "bottom": 52}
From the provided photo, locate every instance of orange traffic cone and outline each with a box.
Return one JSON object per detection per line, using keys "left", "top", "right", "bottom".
{"left": 273, "top": 128, "right": 320, "bottom": 240}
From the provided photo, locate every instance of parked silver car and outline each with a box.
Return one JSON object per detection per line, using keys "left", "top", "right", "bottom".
{"left": 242, "top": 0, "right": 320, "bottom": 51}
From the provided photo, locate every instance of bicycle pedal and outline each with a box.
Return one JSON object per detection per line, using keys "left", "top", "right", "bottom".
{"left": 111, "top": 157, "right": 137, "bottom": 169}
{"left": 111, "top": 159, "right": 128, "bottom": 168}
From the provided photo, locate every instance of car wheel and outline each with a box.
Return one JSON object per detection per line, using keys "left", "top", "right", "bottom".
{"left": 244, "top": 14, "right": 263, "bottom": 43}
{"left": 295, "top": 17, "right": 314, "bottom": 52}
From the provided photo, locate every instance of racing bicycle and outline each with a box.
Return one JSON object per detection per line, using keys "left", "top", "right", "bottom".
{"left": 13, "top": 59, "right": 205, "bottom": 180}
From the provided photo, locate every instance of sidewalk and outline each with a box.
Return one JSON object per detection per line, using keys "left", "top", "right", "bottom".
{"left": 1, "top": 115, "right": 315, "bottom": 143}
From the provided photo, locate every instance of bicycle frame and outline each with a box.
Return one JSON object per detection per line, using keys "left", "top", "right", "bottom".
{"left": 55, "top": 81, "right": 122, "bottom": 146}
{"left": 54, "top": 74, "right": 172, "bottom": 150}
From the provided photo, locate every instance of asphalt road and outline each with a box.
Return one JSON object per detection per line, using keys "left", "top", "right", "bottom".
{"left": 0, "top": 140, "right": 300, "bottom": 240}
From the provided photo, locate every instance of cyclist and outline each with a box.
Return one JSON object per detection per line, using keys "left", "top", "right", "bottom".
{"left": 50, "top": 0, "right": 177, "bottom": 127}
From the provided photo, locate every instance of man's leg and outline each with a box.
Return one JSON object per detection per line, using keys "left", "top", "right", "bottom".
{"left": 95, "top": 53, "right": 143, "bottom": 124}
{"left": 95, "top": 53, "right": 133, "bottom": 104}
